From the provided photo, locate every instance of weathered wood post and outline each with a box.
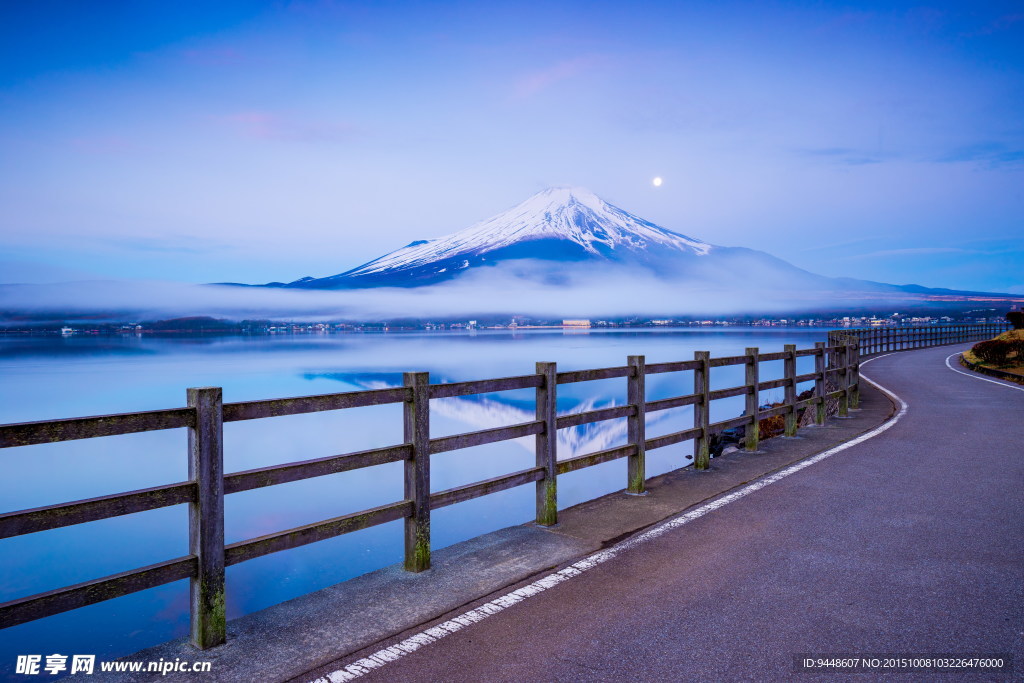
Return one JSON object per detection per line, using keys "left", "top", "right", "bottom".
{"left": 187, "top": 387, "right": 226, "bottom": 650}
{"left": 783, "top": 344, "right": 797, "bottom": 437}
{"left": 694, "top": 351, "right": 710, "bottom": 470}
{"left": 626, "top": 355, "right": 646, "bottom": 494}
{"left": 403, "top": 372, "right": 430, "bottom": 572}
{"left": 838, "top": 345, "right": 850, "bottom": 418}
{"left": 744, "top": 347, "right": 760, "bottom": 451}
{"left": 535, "top": 362, "right": 558, "bottom": 524}
{"left": 850, "top": 340, "right": 860, "bottom": 409}
{"left": 814, "top": 342, "right": 827, "bottom": 425}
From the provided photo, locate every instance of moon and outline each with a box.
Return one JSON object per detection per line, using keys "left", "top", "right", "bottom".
{"left": 652, "top": 177, "right": 663, "bottom": 187}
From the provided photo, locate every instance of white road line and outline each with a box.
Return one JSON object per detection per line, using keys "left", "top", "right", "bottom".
{"left": 944, "top": 352, "right": 1024, "bottom": 392}
{"left": 310, "top": 354, "right": 908, "bottom": 683}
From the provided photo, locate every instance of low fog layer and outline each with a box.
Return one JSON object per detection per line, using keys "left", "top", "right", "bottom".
{"left": 0, "top": 259, "right": 1003, "bottom": 323}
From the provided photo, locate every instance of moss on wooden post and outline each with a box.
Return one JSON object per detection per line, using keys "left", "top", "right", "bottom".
{"left": 693, "top": 351, "right": 710, "bottom": 470}
{"left": 187, "top": 387, "right": 226, "bottom": 650}
{"left": 814, "top": 342, "right": 827, "bottom": 425}
{"left": 626, "top": 355, "right": 646, "bottom": 494}
{"left": 403, "top": 372, "right": 430, "bottom": 572}
{"left": 783, "top": 344, "right": 798, "bottom": 437}
{"left": 850, "top": 341, "right": 861, "bottom": 409}
{"left": 838, "top": 346, "right": 850, "bottom": 418}
{"left": 535, "top": 362, "right": 558, "bottom": 525}
{"left": 744, "top": 347, "right": 760, "bottom": 451}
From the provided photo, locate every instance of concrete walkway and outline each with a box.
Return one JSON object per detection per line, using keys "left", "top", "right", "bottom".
{"left": 307, "top": 345, "right": 1024, "bottom": 682}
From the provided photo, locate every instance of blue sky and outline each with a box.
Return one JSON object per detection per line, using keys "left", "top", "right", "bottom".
{"left": 1, "top": 0, "right": 1022, "bottom": 293}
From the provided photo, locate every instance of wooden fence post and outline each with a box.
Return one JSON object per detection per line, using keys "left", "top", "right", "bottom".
{"left": 814, "top": 342, "right": 827, "bottom": 425}
{"left": 403, "top": 372, "right": 430, "bottom": 572}
{"left": 783, "top": 344, "right": 797, "bottom": 436}
{"left": 626, "top": 355, "right": 646, "bottom": 494}
{"left": 849, "top": 341, "right": 860, "bottom": 409}
{"left": 745, "top": 347, "right": 760, "bottom": 450}
{"left": 694, "top": 351, "right": 710, "bottom": 470}
{"left": 535, "top": 362, "right": 558, "bottom": 524}
{"left": 187, "top": 387, "right": 226, "bottom": 650}
{"left": 838, "top": 346, "right": 850, "bottom": 418}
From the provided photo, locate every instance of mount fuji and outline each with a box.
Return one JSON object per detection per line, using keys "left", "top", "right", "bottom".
{"left": 269, "top": 187, "right": 833, "bottom": 291}
{"left": 244, "top": 187, "right": 1018, "bottom": 313}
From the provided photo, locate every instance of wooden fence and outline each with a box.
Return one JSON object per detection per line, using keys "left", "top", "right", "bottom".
{"left": 4, "top": 327, "right": 971, "bottom": 649}
{"left": 830, "top": 322, "right": 1009, "bottom": 357}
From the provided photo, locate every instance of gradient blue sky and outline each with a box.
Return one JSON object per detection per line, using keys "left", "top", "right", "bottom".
{"left": 1, "top": 1, "right": 1022, "bottom": 293}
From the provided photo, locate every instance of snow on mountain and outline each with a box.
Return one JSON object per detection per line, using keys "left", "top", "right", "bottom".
{"left": 284, "top": 187, "right": 732, "bottom": 289}
{"left": 346, "top": 187, "right": 711, "bottom": 276}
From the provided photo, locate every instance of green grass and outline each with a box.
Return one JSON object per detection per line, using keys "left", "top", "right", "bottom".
{"left": 964, "top": 328, "right": 1024, "bottom": 376}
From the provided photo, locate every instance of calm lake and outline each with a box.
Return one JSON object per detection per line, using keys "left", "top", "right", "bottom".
{"left": 0, "top": 327, "right": 835, "bottom": 670}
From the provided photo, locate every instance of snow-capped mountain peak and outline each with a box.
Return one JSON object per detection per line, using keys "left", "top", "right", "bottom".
{"left": 334, "top": 187, "right": 712, "bottom": 280}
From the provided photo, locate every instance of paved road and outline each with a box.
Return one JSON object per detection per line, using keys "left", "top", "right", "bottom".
{"left": 316, "top": 345, "right": 1024, "bottom": 682}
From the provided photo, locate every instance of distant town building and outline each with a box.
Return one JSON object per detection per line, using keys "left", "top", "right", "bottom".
{"left": 562, "top": 319, "right": 592, "bottom": 327}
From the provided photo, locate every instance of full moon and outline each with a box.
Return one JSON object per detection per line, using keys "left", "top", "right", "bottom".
{"left": 652, "top": 177, "right": 663, "bottom": 187}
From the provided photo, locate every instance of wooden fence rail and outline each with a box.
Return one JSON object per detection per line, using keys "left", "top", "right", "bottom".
{"left": 0, "top": 324, "right": 1005, "bottom": 648}
{"left": 832, "top": 322, "right": 1010, "bottom": 358}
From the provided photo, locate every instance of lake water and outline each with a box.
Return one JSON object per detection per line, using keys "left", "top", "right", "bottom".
{"left": 0, "top": 327, "right": 833, "bottom": 672}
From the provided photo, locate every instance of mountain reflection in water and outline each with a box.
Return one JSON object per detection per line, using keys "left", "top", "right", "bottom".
{"left": 308, "top": 371, "right": 683, "bottom": 459}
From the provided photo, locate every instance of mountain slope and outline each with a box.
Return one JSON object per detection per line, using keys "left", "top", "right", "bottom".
{"left": 278, "top": 187, "right": 829, "bottom": 290}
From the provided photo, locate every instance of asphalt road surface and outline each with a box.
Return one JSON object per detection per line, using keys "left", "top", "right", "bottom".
{"left": 314, "top": 345, "right": 1024, "bottom": 682}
